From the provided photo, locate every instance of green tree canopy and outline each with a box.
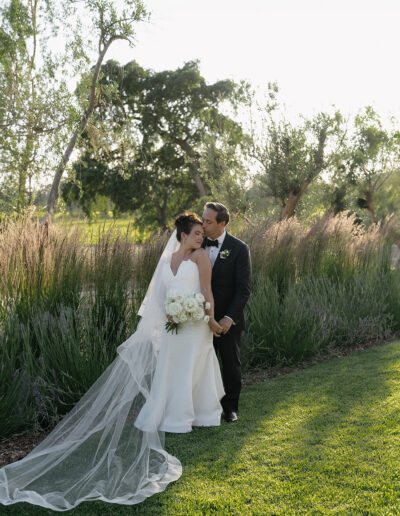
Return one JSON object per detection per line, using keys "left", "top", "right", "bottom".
{"left": 254, "top": 111, "right": 343, "bottom": 219}
{"left": 99, "top": 59, "right": 247, "bottom": 198}
{"left": 63, "top": 59, "right": 249, "bottom": 227}
{"left": 346, "top": 107, "right": 400, "bottom": 222}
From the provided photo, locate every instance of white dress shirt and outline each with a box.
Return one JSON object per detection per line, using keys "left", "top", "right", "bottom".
{"left": 205, "top": 230, "right": 226, "bottom": 267}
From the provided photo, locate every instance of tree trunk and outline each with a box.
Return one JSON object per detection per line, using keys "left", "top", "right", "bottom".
{"left": 27, "top": 173, "right": 33, "bottom": 205}
{"left": 188, "top": 162, "right": 207, "bottom": 197}
{"left": 281, "top": 181, "right": 309, "bottom": 219}
{"left": 281, "top": 192, "right": 300, "bottom": 219}
{"left": 367, "top": 189, "right": 375, "bottom": 223}
{"left": 17, "top": 166, "right": 28, "bottom": 213}
{"left": 168, "top": 136, "right": 207, "bottom": 197}
{"left": 17, "top": 133, "right": 35, "bottom": 213}
{"left": 44, "top": 35, "right": 121, "bottom": 221}
{"left": 17, "top": 0, "right": 37, "bottom": 214}
{"left": 156, "top": 190, "right": 168, "bottom": 230}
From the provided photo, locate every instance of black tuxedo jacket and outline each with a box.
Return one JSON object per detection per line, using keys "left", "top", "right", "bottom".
{"left": 202, "top": 232, "right": 251, "bottom": 331}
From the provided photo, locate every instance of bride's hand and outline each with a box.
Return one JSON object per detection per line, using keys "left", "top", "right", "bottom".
{"left": 209, "top": 317, "right": 223, "bottom": 337}
{"left": 166, "top": 315, "right": 174, "bottom": 323}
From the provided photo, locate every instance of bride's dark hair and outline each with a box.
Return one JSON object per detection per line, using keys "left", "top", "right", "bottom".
{"left": 174, "top": 212, "right": 202, "bottom": 242}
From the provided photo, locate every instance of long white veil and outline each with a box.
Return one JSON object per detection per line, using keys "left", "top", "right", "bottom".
{"left": 0, "top": 231, "right": 182, "bottom": 511}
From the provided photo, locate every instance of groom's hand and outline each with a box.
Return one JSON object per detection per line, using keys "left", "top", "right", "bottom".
{"left": 218, "top": 317, "right": 233, "bottom": 335}
{"left": 209, "top": 318, "right": 223, "bottom": 337}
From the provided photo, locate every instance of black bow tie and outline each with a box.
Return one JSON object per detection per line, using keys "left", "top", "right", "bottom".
{"left": 205, "top": 238, "right": 219, "bottom": 247}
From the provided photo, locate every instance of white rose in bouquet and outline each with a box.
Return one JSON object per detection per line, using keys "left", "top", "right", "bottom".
{"left": 183, "top": 296, "right": 197, "bottom": 313}
{"left": 192, "top": 306, "right": 205, "bottom": 320}
{"left": 166, "top": 301, "right": 182, "bottom": 317}
{"left": 205, "top": 301, "right": 211, "bottom": 310}
{"left": 195, "top": 292, "right": 205, "bottom": 303}
{"left": 178, "top": 313, "right": 188, "bottom": 323}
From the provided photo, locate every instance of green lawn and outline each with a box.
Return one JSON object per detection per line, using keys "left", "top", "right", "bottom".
{"left": 2, "top": 340, "right": 400, "bottom": 515}
{"left": 53, "top": 216, "right": 151, "bottom": 244}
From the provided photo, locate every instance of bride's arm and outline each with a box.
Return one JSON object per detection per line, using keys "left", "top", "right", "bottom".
{"left": 193, "top": 249, "right": 214, "bottom": 315}
{"left": 193, "top": 249, "right": 222, "bottom": 337}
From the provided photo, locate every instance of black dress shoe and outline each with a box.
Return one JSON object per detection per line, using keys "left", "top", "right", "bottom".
{"left": 224, "top": 411, "right": 238, "bottom": 423}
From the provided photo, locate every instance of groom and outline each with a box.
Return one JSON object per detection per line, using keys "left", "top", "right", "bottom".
{"left": 202, "top": 202, "right": 251, "bottom": 423}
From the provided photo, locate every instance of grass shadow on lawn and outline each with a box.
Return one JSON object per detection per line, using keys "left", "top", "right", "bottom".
{"left": 127, "top": 342, "right": 400, "bottom": 514}
{"left": 281, "top": 343, "right": 400, "bottom": 512}
{"left": 2, "top": 341, "right": 400, "bottom": 515}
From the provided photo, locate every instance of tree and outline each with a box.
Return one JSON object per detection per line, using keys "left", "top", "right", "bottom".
{"left": 130, "top": 143, "right": 199, "bottom": 229}
{"left": 0, "top": 0, "right": 75, "bottom": 213}
{"left": 312, "top": 123, "right": 356, "bottom": 218}
{"left": 61, "top": 59, "right": 249, "bottom": 227}
{"left": 346, "top": 107, "right": 400, "bottom": 223}
{"left": 0, "top": 1, "right": 148, "bottom": 219}
{"left": 254, "top": 111, "right": 343, "bottom": 219}
{"left": 98, "top": 59, "right": 246, "bottom": 199}
{"left": 198, "top": 133, "right": 252, "bottom": 224}
{"left": 62, "top": 135, "right": 198, "bottom": 229}
{"left": 373, "top": 170, "right": 400, "bottom": 220}
{"left": 45, "top": 0, "right": 148, "bottom": 220}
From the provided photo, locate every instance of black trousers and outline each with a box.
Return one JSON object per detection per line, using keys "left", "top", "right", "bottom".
{"left": 213, "top": 328, "right": 242, "bottom": 413}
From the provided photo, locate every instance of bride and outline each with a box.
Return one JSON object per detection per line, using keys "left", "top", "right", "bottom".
{"left": 0, "top": 212, "right": 225, "bottom": 511}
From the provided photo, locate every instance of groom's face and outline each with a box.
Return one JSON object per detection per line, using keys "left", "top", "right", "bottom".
{"left": 202, "top": 208, "right": 225, "bottom": 239}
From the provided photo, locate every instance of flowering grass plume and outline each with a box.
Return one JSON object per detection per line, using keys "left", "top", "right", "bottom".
{"left": 165, "top": 289, "right": 211, "bottom": 334}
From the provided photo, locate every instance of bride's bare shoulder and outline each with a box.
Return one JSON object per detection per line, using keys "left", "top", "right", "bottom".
{"left": 192, "top": 248, "right": 206, "bottom": 258}
{"left": 191, "top": 248, "right": 210, "bottom": 265}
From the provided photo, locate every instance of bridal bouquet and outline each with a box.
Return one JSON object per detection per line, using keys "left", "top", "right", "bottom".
{"left": 165, "top": 289, "right": 211, "bottom": 334}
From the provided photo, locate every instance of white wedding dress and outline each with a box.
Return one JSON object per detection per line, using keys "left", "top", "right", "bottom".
{"left": 135, "top": 258, "right": 224, "bottom": 433}
{"left": 0, "top": 232, "right": 224, "bottom": 512}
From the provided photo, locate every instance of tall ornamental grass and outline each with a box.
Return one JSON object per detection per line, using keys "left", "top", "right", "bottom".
{"left": 240, "top": 213, "right": 400, "bottom": 370}
{"left": 0, "top": 216, "right": 166, "bottom": 436}
{"left": 0, "top": 212, "right": 399, "bottom": 436}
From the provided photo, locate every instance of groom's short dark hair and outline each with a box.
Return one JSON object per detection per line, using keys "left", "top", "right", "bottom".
{"left": 204, "top": 202, "right": 230, "bottom": 225}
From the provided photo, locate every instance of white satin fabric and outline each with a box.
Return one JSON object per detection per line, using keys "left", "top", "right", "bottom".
{"left": 0, "top": 231, "right": 224, "bottom": 512}
{"left": 135, "top": 259, "right": 225, "bottom": 433}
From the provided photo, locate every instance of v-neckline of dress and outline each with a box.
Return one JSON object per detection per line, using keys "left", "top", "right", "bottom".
{"left": 169, "top": 257, "right": 193, "bottom": 278}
